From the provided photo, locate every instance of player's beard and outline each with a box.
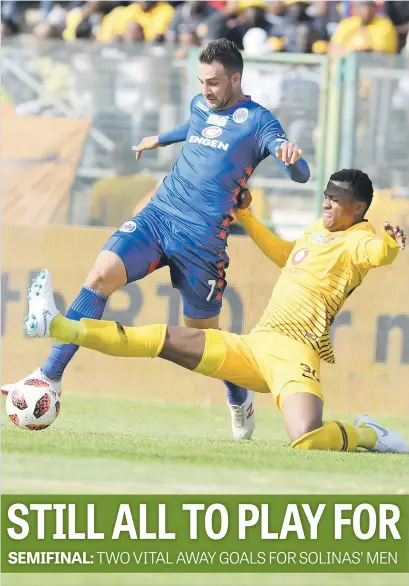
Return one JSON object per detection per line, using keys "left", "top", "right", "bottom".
{"left": 213, "top": 84, "right": 235, "bottom": 111}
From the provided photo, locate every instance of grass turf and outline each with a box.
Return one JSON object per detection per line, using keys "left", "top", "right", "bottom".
{"left": 2, "top": 393, "right": 408, "bottom": 494}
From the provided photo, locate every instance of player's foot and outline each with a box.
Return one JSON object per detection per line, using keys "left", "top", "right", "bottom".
{"left": 1, "top": 367, "right": 62, "bottom": 397}
{"left": 354, "top": 414, "right": 409, "bottom": 454}
{"left": 228, "top": 390, "right": 255, "bottom": 440}
{"left": 24, "top": 270, "right": 59, "bottom": 338}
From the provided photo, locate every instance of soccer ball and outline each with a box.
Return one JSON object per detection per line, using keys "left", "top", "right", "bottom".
{"left": 6, "top": 380, "right": 60, "bottom": 431}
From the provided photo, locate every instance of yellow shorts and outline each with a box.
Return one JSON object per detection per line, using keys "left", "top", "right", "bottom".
{"left": 194, "top": 330, "right": 323, "bottom": 410}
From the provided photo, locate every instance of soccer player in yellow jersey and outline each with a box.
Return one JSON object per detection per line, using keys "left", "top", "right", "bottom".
{"left": 25, "top": 169, "right": 408, "bottom": 453}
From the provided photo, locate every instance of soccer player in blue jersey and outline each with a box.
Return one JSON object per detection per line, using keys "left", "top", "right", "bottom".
{"left": 3, "top": 39, "right": 310, "bottom": 439}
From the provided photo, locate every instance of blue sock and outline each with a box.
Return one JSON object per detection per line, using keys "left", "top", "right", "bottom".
{"left": 224, "top": 381, "right": 248, "bottom": 406}
{"left": 41, "top": 286, "right": 108, "bottom": 381}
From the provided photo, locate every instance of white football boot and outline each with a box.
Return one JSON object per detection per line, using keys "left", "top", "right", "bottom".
{"left": 1, "top": 367, "right": 62, "bottom": 397}
{"left": 1, "top": 270, "right": 61, "bottom": 398}
{"left": 24, "top": 269, "right": 59, "bottom": 338}
{"left": 354, "top": 415, "right": 409, "bottom": 454}
{"left": 228, "top": 390, "right": 255, "bottom": 440}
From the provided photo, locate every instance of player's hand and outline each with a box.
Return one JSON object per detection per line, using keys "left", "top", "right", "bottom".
{"left": 236, "top": 188, "right": 252, "bottom": 209}
{"left": 384, "top": 222, "right": 406, "bottom": 250}
{"left": 132, "top": 136, "right": 161, "bottom": 160}
{"left": 275, "top": 142, "right": 303, "bottom": 167}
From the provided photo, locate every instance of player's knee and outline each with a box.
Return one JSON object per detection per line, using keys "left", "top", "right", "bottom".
{"left": 86, "top": 266, "right": 116, "bottom": 296}
{"left": 287, "top": 420, "right": 322, "bottom": 446}
{"left": 86, "top": 255, "right": 127, "bottom": 296}
{"left": 282, "top": 390, "right": 323, "bottom": 447}
{"left": 160, "top": 326, "right": 205, "bottom": 370}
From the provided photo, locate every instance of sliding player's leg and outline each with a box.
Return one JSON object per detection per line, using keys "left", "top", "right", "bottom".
{"left": 170, "top": 246, "right": 254, "bottom": 439}
{"left": 247, "top": 331, "right": 409, "bottom": 453}
{"left": 281, "top": 391, "right": 408, "bottom": 453}
{"left": 49, "top": 317, "right": 268, "bottom": 395}
{"left": 2, "top": 207, "right": 165, "bottom": 397}
{"left": 282, "top": 391, "right": 363, "bottom": 451}
{"left": 281, "top": 378, "right": 409, "bottom": 453}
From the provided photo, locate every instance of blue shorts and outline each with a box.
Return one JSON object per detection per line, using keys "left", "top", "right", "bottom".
{"left": 102, "top": 205, "right": 229, "bottom": 319}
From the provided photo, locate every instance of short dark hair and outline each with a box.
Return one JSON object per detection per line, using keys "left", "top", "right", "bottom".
{"left": 330, "top": 168, "right": 374, "bottom": 209}
{"left": 198, "top": 38, "right": 243, "bottom": 77}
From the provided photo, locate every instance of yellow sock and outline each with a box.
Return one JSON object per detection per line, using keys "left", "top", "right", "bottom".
{"left": 292, "top": 421, "right": 359, "bottom": 452}
{"left": 50, "top": 316, "right": 167, "bottom": 358}
{"left": 50, "top": 314, "right": 83, "bottom": 343}
{"left": 355, "top": 424, "right": 377, "bottom": 450}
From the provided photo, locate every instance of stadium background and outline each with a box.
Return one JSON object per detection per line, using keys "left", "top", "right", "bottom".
{"left": 1, "top": 2, "right": 409, "bottom": 585}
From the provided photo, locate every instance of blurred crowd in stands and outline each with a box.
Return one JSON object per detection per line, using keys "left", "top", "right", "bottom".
{"left": 2, "top": 1, "right": 409, "bottom": 55}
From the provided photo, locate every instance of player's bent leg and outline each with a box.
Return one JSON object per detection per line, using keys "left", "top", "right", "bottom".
{"left": 282, "top": 389, "right": 359, "bottom": 452}
{"left": 40, "top": 251, "right": 125, "bottom": 383}
{"left": 184, "top": 315, "right": 254, "bottom": 440}
{"left": 6, "top": 212, "right": 165, "bottom": 397}
{"left": 252, "top": 334, "right": 357, "bottom": 451}
{"left": 281, "top": 385, "right": 408, "bottom": 453}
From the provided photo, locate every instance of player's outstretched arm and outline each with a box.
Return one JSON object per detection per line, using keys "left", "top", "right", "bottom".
{"left": 235, "top": 191, "right": 295, "bottom": 268}
{"left": 132, "top": 121, "right": 190, "bottom": 160}
{"left": 351, "top": 222, "right": 405, "bottom": 269}
{"left": 157, "top": 120, "right": 191, "bottom": 146}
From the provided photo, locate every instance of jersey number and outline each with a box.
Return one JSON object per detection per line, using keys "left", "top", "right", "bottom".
{"left": 206, "top": 279, "right": 216, "bottom": 302}
{"left": 300, "top": 363, "right": 320, "bottom": 383}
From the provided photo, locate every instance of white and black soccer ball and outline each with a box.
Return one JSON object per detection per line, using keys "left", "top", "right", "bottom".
{"left": 6, "top": 380, "right": 60, "bottom": 431}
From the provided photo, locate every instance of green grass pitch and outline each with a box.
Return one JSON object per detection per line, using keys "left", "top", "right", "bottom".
{"left": 2, "top": 393, "right": 408, "bottom": 586}
{"left": 2, "top": 393, "right": 408, "bottom": 494}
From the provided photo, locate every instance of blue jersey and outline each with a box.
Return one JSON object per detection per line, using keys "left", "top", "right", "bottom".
{"left": 104, "top": 96, "right": 309, "bottom": 318}
{"left": 149, "top": 94, "right": 309, "bottom": 250}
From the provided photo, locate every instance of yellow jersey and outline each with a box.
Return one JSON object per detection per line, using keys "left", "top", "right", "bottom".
{"left": 331, "top": 15, "right": 398, "bottom": 54}
{"left": 97, "top": 2, "right": 174, "bottom": 42}
{"left": 237, "top": 209, "right": 400, "bottom": 363}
